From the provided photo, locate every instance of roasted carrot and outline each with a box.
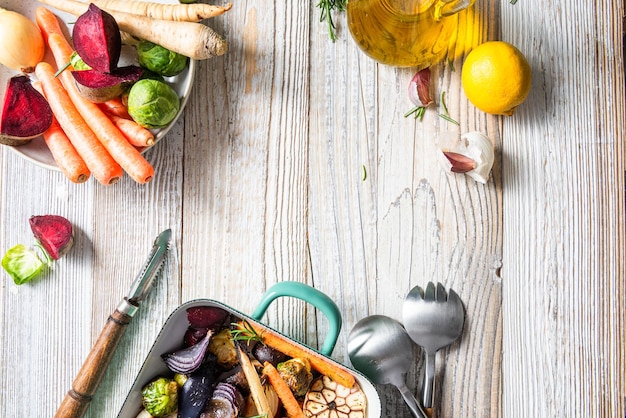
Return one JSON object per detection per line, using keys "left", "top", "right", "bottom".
{"left": 107, "top": 113, "right": 155, "bottom": 148}
{"left": 45, "top": 33, "right": 155, "bottom": 184}
{"left": 33, "top": 82, "right": 91, "bottom": 183}
{"left": 35, "top": 62, "right": 122, "bottom": 185}
{"left": 39, "top": 0, "right": 228, "bottom": 59}
{"left": 87, "top": 0, "right": 232, "bottom": 22}
{"left": 262, "top": 362, "right": 305, "bottom": 418}
{"left": 98, "top": 97, "right": 131, "bottom": 120}
{"left": 236, "top": 321, "right": 356, "bottom": 389}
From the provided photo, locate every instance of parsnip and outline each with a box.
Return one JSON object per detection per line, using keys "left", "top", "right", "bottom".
{"left": 39, "top": 0, "right": 228, "bottom": 59}
{"left": 81, "top": 0, "right": 232, "bottom": 22}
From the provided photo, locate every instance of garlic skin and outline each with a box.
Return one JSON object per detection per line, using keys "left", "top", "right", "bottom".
{"left": 439, "top": 132, "right": 495, "bottom": 183}
{"left": 408, "top": 68, "right": 433, "bottom": 107}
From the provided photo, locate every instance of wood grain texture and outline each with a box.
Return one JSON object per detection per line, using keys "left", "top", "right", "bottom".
{"left": 0, "top": 0, "right": 623, "bottom": 417}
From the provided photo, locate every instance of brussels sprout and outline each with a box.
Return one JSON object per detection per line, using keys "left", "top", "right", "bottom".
{"left": 141, "top": 377, "right": 178, "bottom": 417}
{"left": 1, "top": 244, "right": 46, "bottom": 285}
{"left": 127, "top": 79, "right": 180, "bottom": 128}
{"left": 277, "top": 357, "right": 313, "bottom": 397}
{"left": 137, "top": 41, "right": 188, "bottom": 77}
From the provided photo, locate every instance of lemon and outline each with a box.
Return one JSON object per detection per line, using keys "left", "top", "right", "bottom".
{"left": 461, "top": 41, "right": 532, "bottom": 116}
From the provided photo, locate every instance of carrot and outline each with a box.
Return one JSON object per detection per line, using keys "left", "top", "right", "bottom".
{"left": 35, "top": 6, "right": 66, "bottom": 41}
{"left": 98, "top": 97, "right": 131, "bottom": 119}
{"left": 237, "top": 347, "right": 273, "bottom": 418}
{"left": 33, "top": 82, "right": 91, "bottom": 183}
{"left": 236, "top": 321, "right": 356, "bottom": 389}
{"left": 85, "top": 0, "right": 232, "bottom": 22}
{"left": 107, "top": 114, "right": 155, "bottom": 148}
{"left": 35, "top": 63, "right": 122, "bottom": 185}
{"left": 39, "top": 0, "right": 228, "bottom": 59}
{"left": 262, "top": 362, "right": 305, "bottom": 418}
{"left": 46, "top": 33, "right": 155, "bottom": 184}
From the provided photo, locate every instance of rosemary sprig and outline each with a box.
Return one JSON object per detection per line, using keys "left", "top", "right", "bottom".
{"left": 438, "top": 91, "right": 460, "bottom": 125}
{"left": 230, "top": 320, "right": 264, "bottom": 344}
{"left": 404, "top": 105, "right": 427, "bottom": 121}
{"left": 317, "top": 0, "right": 348, "bottom": 42}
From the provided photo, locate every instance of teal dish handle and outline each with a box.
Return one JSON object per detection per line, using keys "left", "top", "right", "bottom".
{"left": 251, "top": 281, "right": 342, "bottom": 356}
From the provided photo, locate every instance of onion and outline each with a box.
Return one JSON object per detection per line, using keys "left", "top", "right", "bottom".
{"left": 0, "top": 8, "right": 45, "bottom": 73}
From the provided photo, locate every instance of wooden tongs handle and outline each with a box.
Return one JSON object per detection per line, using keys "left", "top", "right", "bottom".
{"left": 54, "top": 309, "right": 132, "bottom": 418}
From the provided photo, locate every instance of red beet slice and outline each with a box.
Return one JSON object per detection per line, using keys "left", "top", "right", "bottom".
{"left": 72, "top": 65, "right": 142, "bottom": 103}
{"left": 29, "top": 215, "right": 74, "bottom": 261}
{"left": 0, "top": 76, "right": 52, "bottom": 146}
{"left": 72, "top": 4, "right": 121, "bottom": 73}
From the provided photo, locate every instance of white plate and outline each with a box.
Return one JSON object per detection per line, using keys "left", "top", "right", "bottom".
{"left": 0, "top": 0, "right": 195, "bottom": 171}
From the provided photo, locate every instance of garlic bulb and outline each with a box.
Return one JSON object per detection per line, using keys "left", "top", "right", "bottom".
{"left": 438, "top": 131, "right": 495, "bottom": 183}
{"left": 0, "top": 8, "right": 45, "bottom": 73}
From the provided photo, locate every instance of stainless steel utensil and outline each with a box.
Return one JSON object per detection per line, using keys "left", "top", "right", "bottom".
{"left": 348, "top": 315, "right": 429, "bottom": 418}
{"left": 402, "top": 282, "right": 465, "bottom": 409}
{"left": 55, "top": 229, "right": 171, "bottom": 418}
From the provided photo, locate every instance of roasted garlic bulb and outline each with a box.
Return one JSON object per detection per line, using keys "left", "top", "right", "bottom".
{"left": 303, "top": 375, "right": 367, "bottom": 418}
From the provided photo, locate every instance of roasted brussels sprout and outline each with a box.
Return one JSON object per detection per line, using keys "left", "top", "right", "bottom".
{"left": 277, "top": 357, "right": 313, "bottom": 397}
{"left": 141, "top": 377, "right": 178, "bottom": 417}
{"left": 127, "top": 79, "right": 180, "bottom": 128}
{"left": 137, "top": 40, "right": 188, "bottom": 77}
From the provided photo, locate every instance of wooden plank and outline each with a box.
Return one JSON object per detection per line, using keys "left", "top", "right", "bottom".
{"left": 501, "top": 0, "right": 625, "bottom": 415}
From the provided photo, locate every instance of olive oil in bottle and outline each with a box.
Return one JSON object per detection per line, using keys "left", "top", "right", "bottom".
{"left": 347, "top": 0, "right": 472, "bottom": 68}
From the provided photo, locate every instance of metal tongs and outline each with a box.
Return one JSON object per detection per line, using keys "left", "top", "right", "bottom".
{"left": 55, "top": 229, "right": 172, "bottom": 418}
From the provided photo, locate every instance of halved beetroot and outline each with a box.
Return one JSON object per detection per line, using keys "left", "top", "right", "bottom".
{"left": 72, "top": 4, "right": 121, "bottom": 73}
{"left": 0, "top": 75, "right": 53, "bottom": 146}
{"left": 72, "top": 65, "right": 142, "bottom": 103}
{"left": 29, "top": 215, "right": 74, "bottom": 261}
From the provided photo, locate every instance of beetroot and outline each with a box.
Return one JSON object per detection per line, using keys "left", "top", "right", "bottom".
{"left": 186, "top": 307, "right": 229, "bottom": 329}
{"left": 0, "top": 76, "right": 52, "bottom": 146}
{"left": 29, "top": 215, "right": 74, "bottom": 261}
{"left": 72, "top": 65, "right": 142, "bottom": 103}
{"left": 72, "top": 4, "right": 121, "bottom": 73}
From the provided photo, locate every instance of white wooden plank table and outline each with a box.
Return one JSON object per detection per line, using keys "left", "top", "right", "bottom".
{"left": 0, "top": 0, "right": 623, "bottom": 416}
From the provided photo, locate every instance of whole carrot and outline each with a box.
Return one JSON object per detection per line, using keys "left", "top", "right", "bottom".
{"left": 35, "top": 6, "right": 66, "bottom": 40}
{"left": 35, "top": 62, "right": 122, "bottom": 185}
{"left": 106, "top": 113, "right": 155, "bottom": 148}
{"left": 33, "top": 81, "right": 90, "bottom": 183}
{"left": 98, "top": 97, "right": 131, "bottom": 120}
{"left": 46, "top": 32, "right": 155, "bottom": 184}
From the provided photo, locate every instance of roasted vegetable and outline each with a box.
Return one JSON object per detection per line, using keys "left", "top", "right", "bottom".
{"left": 187, "top": 306, "right": 229, "bottom": 329}
{"left": 252, "top": 342, "right": 289, "bottom": 367}
{"left": 303, "top": 375, "right": 367, "bottom": 417}
{"left": 141, "top": 377, "right": 178, "bottom": 417}
{"left": 208, "top": 328, "right": 238, "bottom": 369}
{"left": 178, "top": 362, "right": 218, "bottom": 418}
{"left": 277, "top": 357, "right": 313, "bottom": 397}
{"left": 162, "top": 330, "right": 214, "bottom": 374}
{"left": 200, "top": 382, "right": 244, "bottom": 418}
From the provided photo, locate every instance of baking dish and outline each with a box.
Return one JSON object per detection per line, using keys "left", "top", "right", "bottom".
{"left": 117, "top": 281, "right": 382, "bottom": 417}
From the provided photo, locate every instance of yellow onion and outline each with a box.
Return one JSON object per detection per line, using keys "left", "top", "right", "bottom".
{"left": 0, "top": 8, "right": 45, "bottom": 73}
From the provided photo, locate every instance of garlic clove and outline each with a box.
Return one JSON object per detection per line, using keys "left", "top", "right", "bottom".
{"left": 442, "top": 151, "right": 476, "bottom": 173}
{"left": 438, "top": 131, "right": 495, "bottom": 183}
{"left": 408, "top": 68, "right": 433, "bottom": 107}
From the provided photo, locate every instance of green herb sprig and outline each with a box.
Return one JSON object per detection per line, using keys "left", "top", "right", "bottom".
{"left": 317, "top": 0, "right": 348, "bottom": 41}
{"left": 230, "top": 320, "right": 264, "bottom": 345}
